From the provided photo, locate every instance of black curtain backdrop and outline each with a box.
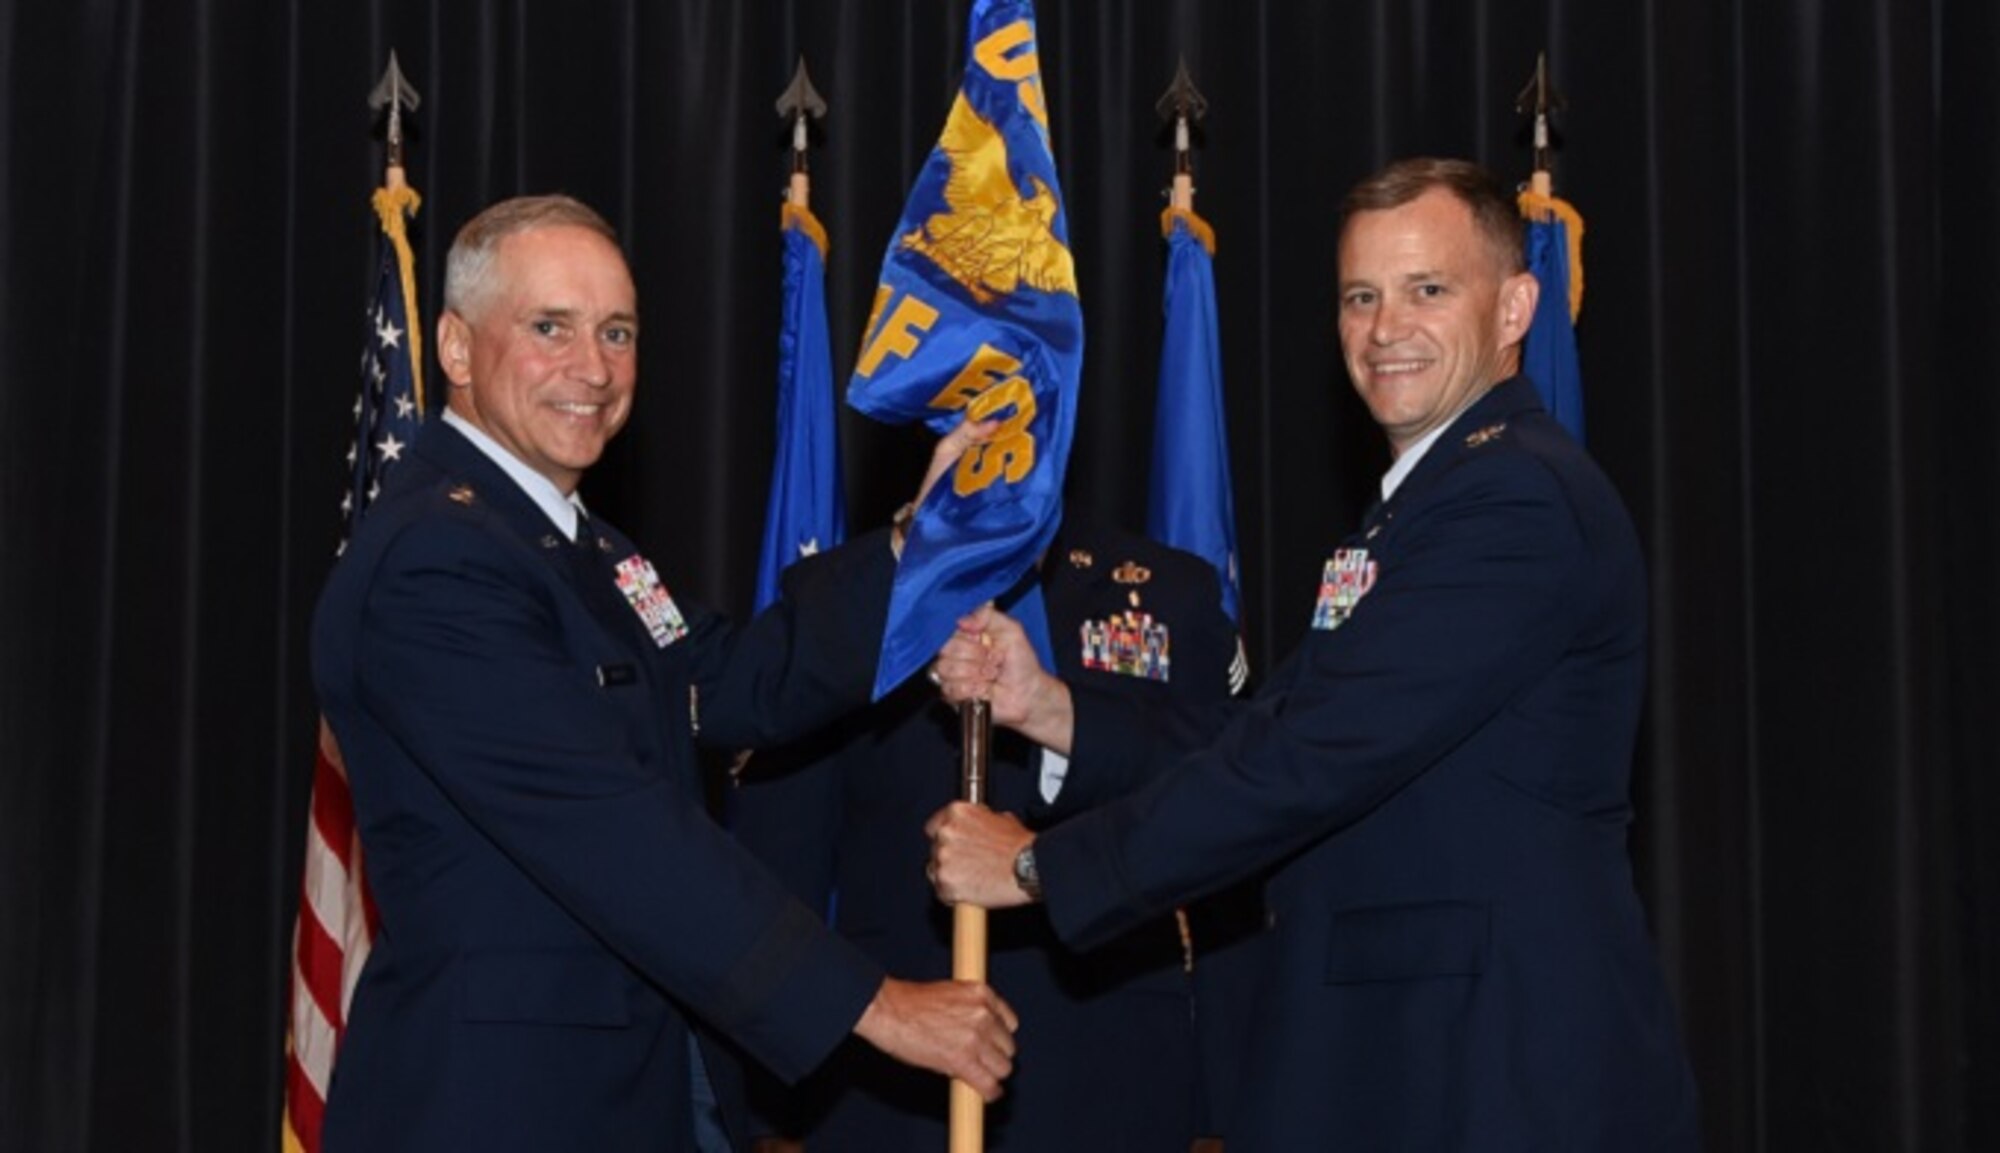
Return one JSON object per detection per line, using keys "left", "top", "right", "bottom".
{"left": 3, "top": 1, "right": 1994, "bottom": 1149}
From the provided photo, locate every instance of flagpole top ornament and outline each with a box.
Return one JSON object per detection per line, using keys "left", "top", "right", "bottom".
{"left": 1155, "top": 56, "right": 1209, "bottom": 128}
{"left": 777, "top": 56, "right": 828, "bottom": 168}
{"left": 1513, "top": 50, "right": 1566, "bottom": 195}
{"left": 369, "top": 50, "right": 422, "bottom": 176}
{"left": 1156, "top": 57, "right": 1207, "bottom": 209}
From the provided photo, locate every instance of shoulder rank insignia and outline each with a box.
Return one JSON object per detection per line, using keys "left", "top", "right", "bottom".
{"left": 1464, "top": 421, "right": 1507, "bottom": 448}
{"left": 612, "top": 553, "right": 690, "bottom": 648}
{"left": 1080, "top": 611, "right": 1171, "bottom": 681}
{"left": 1312, "top": 549, "right": 1378, "bottom": 632}
{"left": 447, "top": 484, "right": 477, "bottom": 505}
{"left": 1112, "top": 561, "right": 1152, "bottom": 585}
{"left": 1069, "top": 549, "right": 1094, "bottom": 569}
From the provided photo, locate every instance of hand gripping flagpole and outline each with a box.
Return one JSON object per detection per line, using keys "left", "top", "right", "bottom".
{"left": 951, "top": 695, "right": 992, "bottom": 1153}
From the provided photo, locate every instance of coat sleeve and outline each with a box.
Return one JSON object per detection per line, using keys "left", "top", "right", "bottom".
{"left": 729, "top": 743, "right": 846, "bottom": 925}
{"left": 354, "top": 515, "right": 883, "bottom": 1083}
{"left": 687, "top": 527, "right": 898, "bottom": 751}
{"left": 1038, "top": 455, "right": 1595, "bottom": 949}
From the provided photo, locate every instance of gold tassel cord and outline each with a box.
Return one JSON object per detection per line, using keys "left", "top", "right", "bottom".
{"left": 1159, "top": 205, "right": 1217, "bottom": 256}
{"left": 1516, "top": 188, "right": 1585, "bottom": 323}
{"left": 371, "top": 182, "right": 426, "bottom": 414}
{"left": 781, "top": 202, "right": 831, "bottom": 262}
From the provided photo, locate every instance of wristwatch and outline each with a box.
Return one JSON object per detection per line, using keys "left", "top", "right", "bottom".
{"left": 1012, "top": 844, "right": 1043, "bottom": 902}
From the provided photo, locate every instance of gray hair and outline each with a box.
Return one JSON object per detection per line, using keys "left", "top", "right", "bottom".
{"left": 441, "top": 195, "right": 621, "bottom": 318}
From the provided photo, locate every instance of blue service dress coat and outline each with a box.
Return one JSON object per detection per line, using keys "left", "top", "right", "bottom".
{"left": 731, "top": 523, "right": 1258, "bottom": 1151}
{"left": 1034, "top": 379, "right": 1701, "bottom": 1151}
{"left": 310, "top": 422, "right": 896, "bottom": 1153}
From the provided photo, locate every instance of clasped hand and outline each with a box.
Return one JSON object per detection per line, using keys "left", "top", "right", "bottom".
{"left": 928, "top": 606, "right": 1073, "bottom": 752}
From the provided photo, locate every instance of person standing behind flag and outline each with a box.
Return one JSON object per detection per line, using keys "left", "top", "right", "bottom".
{"left": 310, "top": 194, "right": 1017, "bottom": 1153}
{"left": 734, "top": 521, "right": 1239, "bottom": 1151}
{"left": 735, "top": 6, "right": 1229, "bottom": 1144}
{"left": 926, "top": 158, "right": 1699, "bottom": 1151}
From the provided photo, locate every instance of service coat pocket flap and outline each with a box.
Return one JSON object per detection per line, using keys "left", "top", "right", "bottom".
{"left": 1324, "top": 901, "right": 1489, "bottom": 984}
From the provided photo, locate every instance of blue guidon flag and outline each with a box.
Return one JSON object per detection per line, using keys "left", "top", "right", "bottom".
{"left": 1518, "top": 186, "right": 1586, "bottom": 444}
{"left": 1149, "top": 208, "right": 1242, "bottom": 626}
{"left": 755, "top": 203, "right": 847, "bottom": 613}
{"left": 847, "top": 0, "right": 1081, "bottom": 700}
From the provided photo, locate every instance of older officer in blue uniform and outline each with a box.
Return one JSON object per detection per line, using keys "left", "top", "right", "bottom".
{"left": 733, "top": 523, "right": 1255, "bottom": 1151}
{"left": 311, "top": 195, "right": 1016, "bottom": 1153}
{"left": 927, "top": 158, "right": 1700, "bottom": 1151}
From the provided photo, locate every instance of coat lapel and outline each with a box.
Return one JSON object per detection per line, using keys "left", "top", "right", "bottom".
{"left": 413, "top": 423, "right": 652, "bottom": 657}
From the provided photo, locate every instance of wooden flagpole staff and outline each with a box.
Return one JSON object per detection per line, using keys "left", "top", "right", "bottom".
{"left": 950, "top": 696, "right": 992, "bottom": 1153}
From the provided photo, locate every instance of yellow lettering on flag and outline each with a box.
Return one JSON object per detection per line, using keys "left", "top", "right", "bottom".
{"left": 928, "top": 344, "right": 1021, "bottom": 410}
{"left": 929, "top": 343, "right": 1038, "bottom": 494}
{"left": 856, "top": 290, "right": 940, "bottom": 378}
{"left": 973, "top": 20, "right": 1050, "bottom": 133}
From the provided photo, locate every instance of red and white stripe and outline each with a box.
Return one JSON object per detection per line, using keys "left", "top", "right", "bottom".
{"left": 281, "top": 721, "right": 375, "bottom": 1153}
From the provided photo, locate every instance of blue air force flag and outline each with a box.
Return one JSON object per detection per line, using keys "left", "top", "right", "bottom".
{"left": 847, "top": 0, "right": 1082, "bottom": 699}
{"left": 1149, "top": 210, "right": 1243, "bottom": 626}
{"left": 1518, "top": 189, "right": 1586, "bottom": 444}
{"left": 755, "top": 205, "right": 847, "bottom": 612}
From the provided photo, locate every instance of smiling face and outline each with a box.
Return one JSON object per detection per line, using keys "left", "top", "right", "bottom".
{"left": 1336, "top": 187, "right": 1537, "bottom": 457}
{"left": 437, "top": 224, "right": 639, "bottom": 494}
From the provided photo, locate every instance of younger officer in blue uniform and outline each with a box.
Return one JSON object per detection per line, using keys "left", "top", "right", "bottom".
{"left": 928, "top": 159, "right": 1700, "bottom": 1151}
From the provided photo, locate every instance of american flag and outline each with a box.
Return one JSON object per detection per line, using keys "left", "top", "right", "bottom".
{"left": 281, "top": 180, "right": 424, "bottom": 1153}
